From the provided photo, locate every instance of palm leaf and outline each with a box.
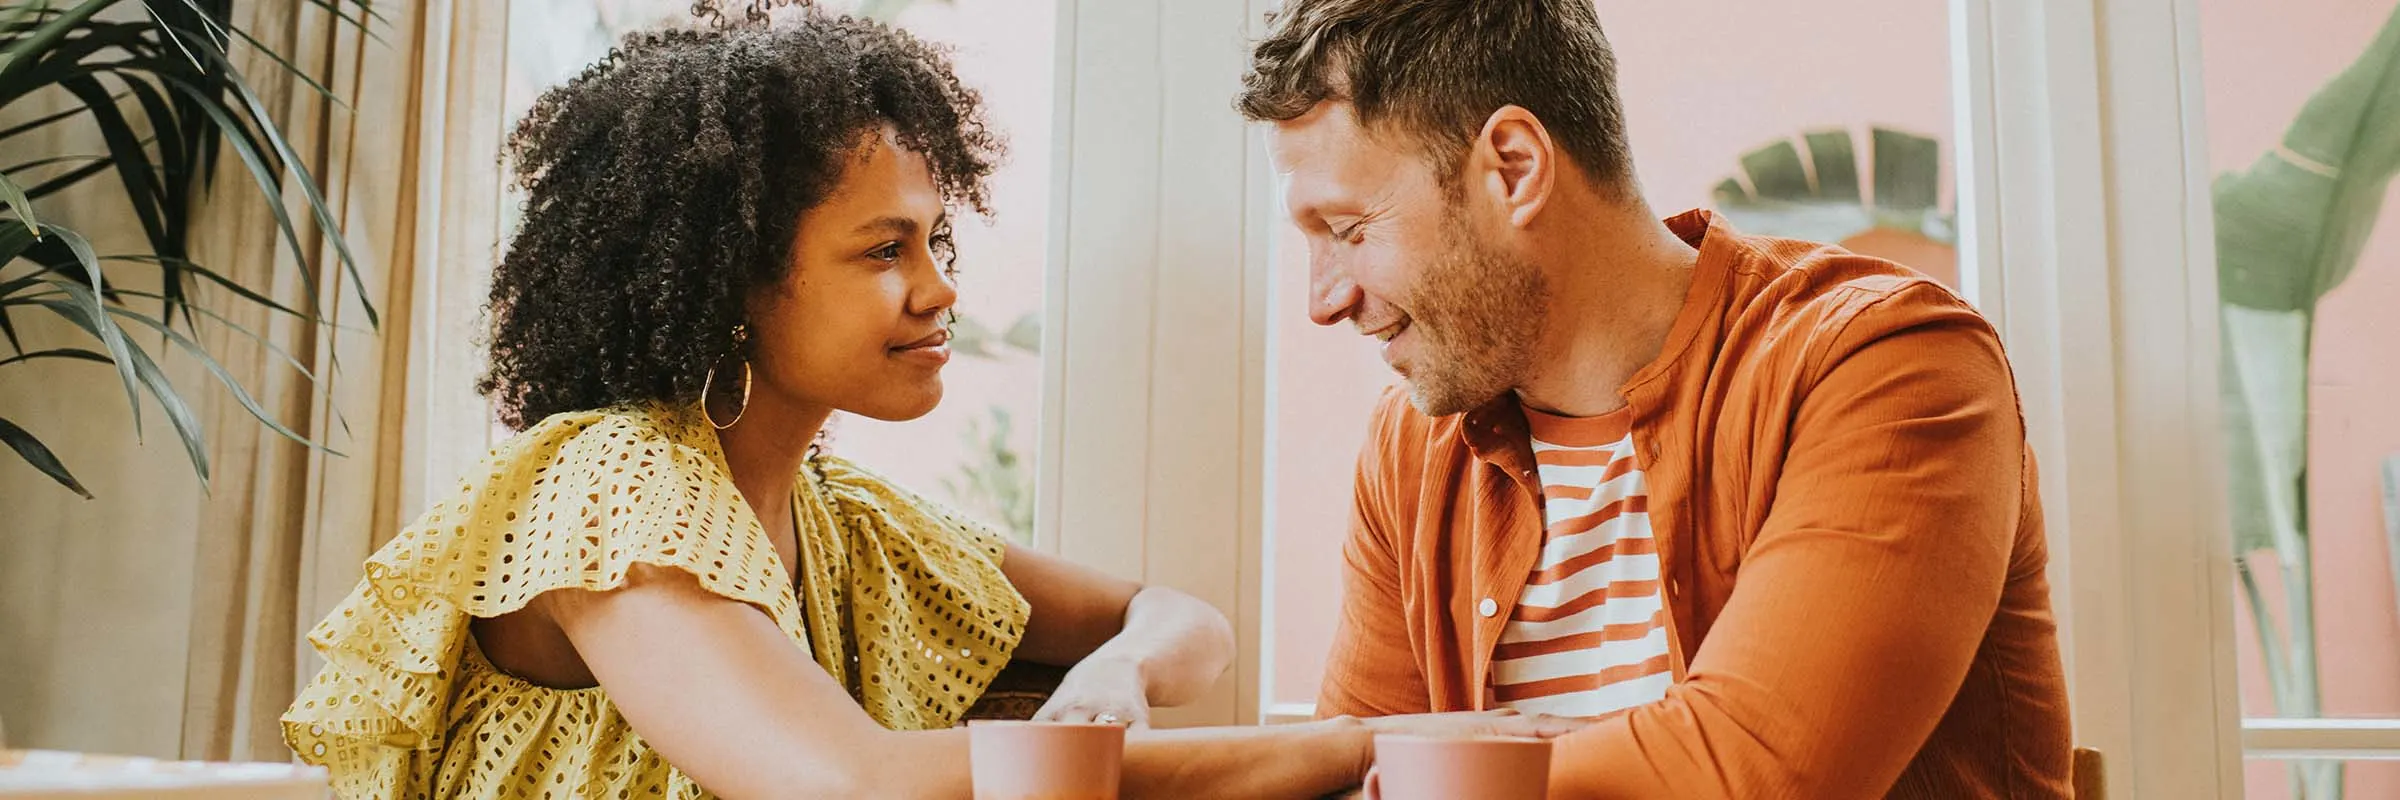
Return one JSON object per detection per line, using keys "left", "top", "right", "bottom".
{"left": 104, "top": 303, "right": 341, "bottom": 454}
{"left": 2219, "top": 306, "right": 2311, "bottom": 557}
{"left": 0, "top": 415, "right": 90, "bottom": 498}
{"left": 0, "top": 89, "right": 128, "bottom": 141}
{"left": 179, "top": 61, "right": 374, "bottom": 327}
{"left": 0, "top": 221, "right": 33, "bottom": 354}
{"left": 159, "top": 71, "right": 371, "bottom": 327}
{"left": 102, "top": 286, "right": 318, "bottom": 379}
{"left": 1711, "top": 125, "right": 1954, "bottom": 246}
{"left": 221, "top": 25, "right": 349, "bottom": 109}
{"left": 2215, "top": 4, "right": 2400, "bottom": 312}
{"left": 0, "top": 2, "right": 51, "bottom": 35}
{"left": 0, "top": 346, "right": 110, "bottom": 367}
{"left": 101, "top": 254, "right": 313, "bottom": 321}
{"left": 27, "top": 226, "right": 146, "bottom": 433}
{"left": 0, "top": 0, "right": 108, "bottom": 88}
{"left": 145, "top": 2, "right": 215, "bottom": 70}
{"left": 23, "top": 286, "right": 209, "bottom": 483}
{"left": 3, "top": 152, "right": 113, "bottom": 174}
{"left": 55, "top": 74, "right": 176, "bottom": 264}
{"left": 154, "top": 74, "right": 332, "bottom": 320}
{"left": 95, "top": 69, "right": 198, "bottom": 323}
{"left": 0, "top": 169, "right": 34, "bottom": 234}
{"left": 20, "top": 155, "right": 113, "bottom": 197}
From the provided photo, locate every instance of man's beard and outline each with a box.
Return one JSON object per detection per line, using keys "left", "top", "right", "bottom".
{"left": 1397, "top": 210, "right": 1548, "bottom": 417}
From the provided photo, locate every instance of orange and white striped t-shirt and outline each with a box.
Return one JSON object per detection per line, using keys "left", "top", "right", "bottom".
{"left": 1488, "top": 405, "right": 1672, "bottom": 718}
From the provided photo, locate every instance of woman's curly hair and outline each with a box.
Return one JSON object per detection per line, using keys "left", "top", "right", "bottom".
{"left": 481, "top": 13, "right": 1000, "bottom": 430}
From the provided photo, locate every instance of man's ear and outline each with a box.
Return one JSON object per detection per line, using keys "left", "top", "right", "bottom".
{"left": 1469, "top": 105, "right": 1558, "bottom": 230}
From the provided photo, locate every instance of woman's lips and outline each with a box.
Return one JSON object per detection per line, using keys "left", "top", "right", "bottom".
{"left": 892, "top": 330, "right": 952, "bottom": 366}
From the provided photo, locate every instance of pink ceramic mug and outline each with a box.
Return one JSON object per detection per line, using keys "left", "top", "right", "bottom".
{"left": 968, "top": 720, "right": 1126, "bottom": 800}
{"left": 1370, "top": 734, "right": 1552, "bottom": 800}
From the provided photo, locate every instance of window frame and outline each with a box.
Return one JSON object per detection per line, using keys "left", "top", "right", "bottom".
{"left": 1962, "top": 0, "right": 2400, "bottom": 792}
{"left": 1036, "top": 0, "right": 1274, "bottom": 727}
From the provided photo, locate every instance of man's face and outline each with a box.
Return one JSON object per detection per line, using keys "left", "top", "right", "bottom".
{"left": 1269, "top": 102, "right": 1548, "bottom": 416}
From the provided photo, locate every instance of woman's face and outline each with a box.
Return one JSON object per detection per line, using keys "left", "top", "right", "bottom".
{"left": 746, "top": 126, "right": 959, "bottom": 422}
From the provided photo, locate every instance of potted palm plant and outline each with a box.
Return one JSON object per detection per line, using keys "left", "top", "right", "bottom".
{"left": 0, "top": 0, "right": 375, "bottom": 498}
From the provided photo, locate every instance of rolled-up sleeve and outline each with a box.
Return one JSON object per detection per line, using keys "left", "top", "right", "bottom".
{"left": 1552, "top": 288, "right": 2024, "bottom": 798}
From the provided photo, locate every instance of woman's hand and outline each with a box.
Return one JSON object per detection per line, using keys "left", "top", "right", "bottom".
{"left": 1035, "top": 652, "right": 1152, "bottom": 727}
{"left": 1000, "top": 543, "right": 1236, "bottom": 713}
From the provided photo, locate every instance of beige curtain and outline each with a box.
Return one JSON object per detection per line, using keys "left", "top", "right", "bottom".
{"left": 174, "top": 0, "right": 509, "bottom": 762}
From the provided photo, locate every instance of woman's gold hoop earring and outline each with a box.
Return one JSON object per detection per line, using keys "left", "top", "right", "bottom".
{"left": 703, "top": 324, "right": 752, "bottom": 430}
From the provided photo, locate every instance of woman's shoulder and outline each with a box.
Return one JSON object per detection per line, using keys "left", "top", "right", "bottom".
{"left": 807, "top": 453, "right": 1015, "bottom": 563}
{"left": 440, "top": 403, "right": 736, "bottom": 516}
{"left": 368, "top": 402, "right": 773, "bottom": 608}
{"left": 490, "top": 403, "right": 716, "bottom": 476}
{"left": 809, "top": 454, "right": 966, "bottom": 525}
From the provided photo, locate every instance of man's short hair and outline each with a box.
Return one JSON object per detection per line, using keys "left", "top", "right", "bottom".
{"left": 1237, "top": 0, "right": 1634, "bottom": 191}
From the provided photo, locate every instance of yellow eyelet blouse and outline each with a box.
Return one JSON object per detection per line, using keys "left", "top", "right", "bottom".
{"left": 280, "top": 403, "right": 1029, "bottom": 799}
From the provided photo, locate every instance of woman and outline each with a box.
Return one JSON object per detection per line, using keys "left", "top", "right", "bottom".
{"left": 281, "top": 13, "right": 1565, "bottom": 800}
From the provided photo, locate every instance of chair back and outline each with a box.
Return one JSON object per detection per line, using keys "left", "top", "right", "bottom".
{"left": 2072, "top": 747, "right": 2105, "bottom": 800}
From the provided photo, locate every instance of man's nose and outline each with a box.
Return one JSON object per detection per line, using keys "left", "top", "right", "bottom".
{"left": 1308, "top": 252, "right": 1361, "bottom": 327}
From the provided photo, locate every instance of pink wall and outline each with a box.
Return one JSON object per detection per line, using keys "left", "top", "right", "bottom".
{"left": 2200, "top": 0, "right": 2400, "bottom": 797}
{"left": 1267, "top": 0, "right": 1956, "bottom": 707}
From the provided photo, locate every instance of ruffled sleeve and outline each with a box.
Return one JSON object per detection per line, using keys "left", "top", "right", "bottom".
{"left": 795, "top": 456, "right": 1029, "bottom": 731}
{"left": 281, "top": 406, "right": 802, "bottom": 786}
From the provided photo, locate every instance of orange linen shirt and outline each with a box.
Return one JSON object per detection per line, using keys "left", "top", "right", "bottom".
{"left": 1320, "top": 211, "right": 2073, "bottom": 799}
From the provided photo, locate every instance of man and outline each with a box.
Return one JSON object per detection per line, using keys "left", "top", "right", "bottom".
{"left": 1239, "top": 1, "right": 2073, "bottom": 797}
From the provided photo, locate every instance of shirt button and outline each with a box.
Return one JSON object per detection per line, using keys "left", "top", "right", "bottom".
{"left": 1478, "top": 598, "right": 1499, "bottom": 617}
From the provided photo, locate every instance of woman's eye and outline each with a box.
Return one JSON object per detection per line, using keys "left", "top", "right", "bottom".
{"left": 871, "top": 243, "right": 904, "bottom": 262}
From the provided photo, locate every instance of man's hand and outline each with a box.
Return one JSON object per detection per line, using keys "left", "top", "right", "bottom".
{"left": 1313, "top": 709, "right": 1587, "bottom": 798}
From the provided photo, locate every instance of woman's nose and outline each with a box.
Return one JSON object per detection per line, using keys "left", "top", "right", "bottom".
{"left": 913, "top": 262, "right": 960, "bottom": 317}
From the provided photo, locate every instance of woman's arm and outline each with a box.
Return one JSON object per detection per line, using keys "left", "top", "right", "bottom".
{"left": 1002, "top": 544, "right": 1236, "bottom": 719}
{"left": 543, "top": 565, "right": 957, "bottom": 798}
{"left": 542, "top": 563, "right": 1375, "bottom": 799}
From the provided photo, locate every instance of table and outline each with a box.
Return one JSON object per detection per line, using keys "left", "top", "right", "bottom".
{"left": 0, "top": 749, "right": 329, "bottom": 799}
